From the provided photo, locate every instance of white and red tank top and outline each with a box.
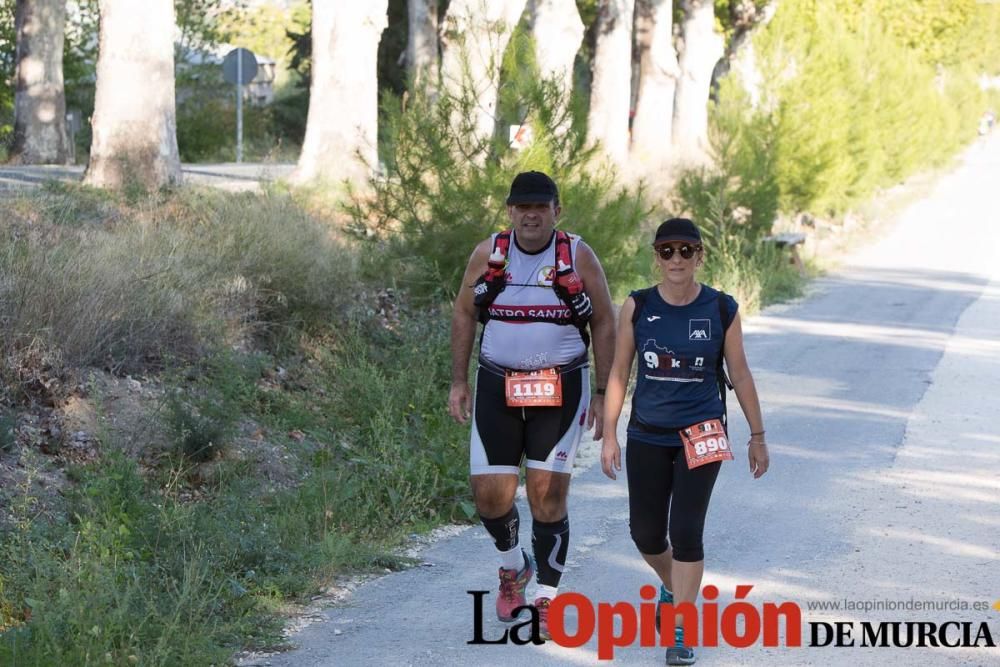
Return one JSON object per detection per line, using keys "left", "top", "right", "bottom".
{"left": 480, "top": 230, "right": 587, "bottom": 370}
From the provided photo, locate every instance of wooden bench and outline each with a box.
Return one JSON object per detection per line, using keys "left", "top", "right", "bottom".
{"left": 762, "top": 232, "right": 807, "bottom": 276}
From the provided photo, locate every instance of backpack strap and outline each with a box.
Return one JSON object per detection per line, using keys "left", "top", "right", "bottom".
{"left": 553, "top": 230, "right": 592, "bottom": 348}
{"left": 474, "top": 230, "right": 512, "bottom": 325}
{"left": 630, "top": 286, "right": 657, "bottom": 326}
{"left": 716, "top": 291, "right": 735, "bottom": 426}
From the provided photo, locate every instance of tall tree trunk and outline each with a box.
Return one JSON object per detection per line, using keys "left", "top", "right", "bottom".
{"left": 292, "top": 0, "right": 388, "bottom": 186}
{"left": 10, "top": 0, "right": 70, "bottom": 165}
{"left": 84, "top": 0, "right": 181, "bottom": 189}
{"left": 527, "top": 0, "right": 584, "bottom": 132}
{"left": 714, "top": 0, "right": 777, "bottom": 111}
{"left": 672, "top": 0, "right": 723, "bottom": 165}
{"left": 630, "top": 0, "right": 678, "bottom": 175}
{"left": 406, "top": 0, "right": 438, "bottom": 93}
{"left": 586, "top": 0, "right": 634, "bottom": 168}
{"left": 439, "top": 0, "right": 527, "bottom": 146}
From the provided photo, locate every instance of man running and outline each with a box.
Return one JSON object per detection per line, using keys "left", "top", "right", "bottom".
{"left": 448, "top": 170, "right": 614, "bottom": 638}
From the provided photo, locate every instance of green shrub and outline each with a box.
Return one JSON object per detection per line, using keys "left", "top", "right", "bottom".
{"left": 751, "top": 0, "right": 988, "bottom": 215}
{"left": 700, "top": 240, "right": 802, "bottom": 314}
{"left": 270, "top": 85, "right": 308, "bottom": 145}
{"left": 346, "top": 52, "right": 649, "bottom": 301}
{"left": 321, "top": 307, "right": 471, "bottom": 529}
{"left": 672, "top": 77, "right": 801, "bottom": 310}
{"left": 165, "top": 387, "right": 236, "bottom": 463}
{"left": 176, "top": 93, "right": 285, "bottom": 163}
{"left": 0, "top": 454, "right": 234, "bottom": 666}
{"left": 677, "top": 78, "right": 779, "bottom": 257}
{"left": 0, "top": 410, "right": 15, "bottom": 454}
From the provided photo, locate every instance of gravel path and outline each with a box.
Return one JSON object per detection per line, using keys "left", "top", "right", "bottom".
{"left": 258, "top": 134, "right": 1000, "bottom": 667}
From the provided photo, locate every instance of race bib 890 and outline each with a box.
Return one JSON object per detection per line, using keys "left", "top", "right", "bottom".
{"left": 680, "top": 418, "right": 733, "bottom": 469}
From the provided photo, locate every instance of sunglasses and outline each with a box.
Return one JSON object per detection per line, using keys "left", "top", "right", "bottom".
{"left": 655, "top": 244, "right": 702, "bottom": 260}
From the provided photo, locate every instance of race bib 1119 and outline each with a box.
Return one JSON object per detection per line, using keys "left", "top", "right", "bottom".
{"left": 505, "top": 368, "right": 562, "bottom": 407}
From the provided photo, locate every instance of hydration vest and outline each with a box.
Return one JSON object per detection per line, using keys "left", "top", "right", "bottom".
{"left": 474, "top": 229, "right": 593, "bottom": 347}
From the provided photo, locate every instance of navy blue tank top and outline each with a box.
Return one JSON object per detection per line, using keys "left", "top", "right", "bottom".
{"left": 627, "top": 284, "right": 738, "bottom": 446}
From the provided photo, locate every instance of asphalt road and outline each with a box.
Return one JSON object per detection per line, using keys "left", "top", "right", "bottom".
{"left": 262, "top": 134, "right": 1000, "bottom": 667}
{"left": 0, "top": 162, "right": 294, "bottom": 192}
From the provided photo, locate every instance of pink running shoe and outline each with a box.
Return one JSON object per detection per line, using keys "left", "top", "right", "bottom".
{"left": 496, "top": 552, "right": 533, "bottom": 622}
{"left": 534, "top": 597, "right": 552, "bottom": 640}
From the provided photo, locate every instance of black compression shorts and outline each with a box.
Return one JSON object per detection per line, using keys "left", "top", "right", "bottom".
{"left": 469, "top": 363, "right": 590, "bottom": 475}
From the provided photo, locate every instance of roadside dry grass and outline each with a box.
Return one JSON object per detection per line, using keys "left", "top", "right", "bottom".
{"left": 0, "top": 184, "right": 469, "bottom": 665}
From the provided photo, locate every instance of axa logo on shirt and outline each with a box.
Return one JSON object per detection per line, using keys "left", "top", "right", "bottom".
{"left": 689, "top": 319, "right": 711, "bottom": 340}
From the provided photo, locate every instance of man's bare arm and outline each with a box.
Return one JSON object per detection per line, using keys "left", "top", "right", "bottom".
{"left": 575, "top": 242, "right": 615, "bottom": 388}
{"left": 574, "top": 241, "right": 615, "bottom": 437}
{"left": 448, "top": 239, "right": 492, "bottom": 423}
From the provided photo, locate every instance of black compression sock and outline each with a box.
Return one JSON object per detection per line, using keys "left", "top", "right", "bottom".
{"left": 532, "top": 515, "right": 569, "bottom": 587}
{"left": 481, "top": 505, "right": 519, "bottom": 552}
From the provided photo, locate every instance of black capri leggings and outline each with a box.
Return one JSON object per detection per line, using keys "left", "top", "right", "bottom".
{"left": 626, "top": 437, "right": 722, "bottom": 562}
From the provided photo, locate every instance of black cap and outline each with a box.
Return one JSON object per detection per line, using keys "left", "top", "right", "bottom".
{"left": 506, "top": 171, "right": 559, "bottom": 205}
{"left": 653, "top": 218, "right": 702, "bottom": 245}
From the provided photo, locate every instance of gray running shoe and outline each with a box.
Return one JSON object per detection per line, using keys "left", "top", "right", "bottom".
{"left": 665, "top": 646, "right": 696, "bottom": 665}
{"left": 666, "top": 627, "right": 696, "bottom": 665}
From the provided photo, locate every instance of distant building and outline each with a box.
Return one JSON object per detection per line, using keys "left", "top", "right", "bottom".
{"left": 177, "top": 45, "right": 277, "bottom": 105}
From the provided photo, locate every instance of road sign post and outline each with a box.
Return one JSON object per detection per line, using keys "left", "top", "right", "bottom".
{"left": 222, "top": 48, "right": 258, "bottom": 164}
{"left": 237, "top": 56, "right": 243, "bottom": 163}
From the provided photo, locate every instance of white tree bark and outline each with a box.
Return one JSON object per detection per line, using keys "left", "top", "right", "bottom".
{"left": 439, "top": 0, "right": 528, "bottom": 146}
{"left": 672, "top": 0, "right": 723, "bottom": 166}
{"left": 293, "top": 0, "right": 389, "bottom": 186}
{"left": 630, "top": 0, "right": 679, "bottom": 174}
{"left": 84, "top": 0, "right": 181, "bottom": 188}
{"left": 11, "top": 0, "right": 70, "bottom": 165}
{"left": 406, "top": 0, "right": 438, "bottom": 93}
{"left": 527, "top": 0, "right": 584, "bottom": 128}
{"left": 586, "top": 0, "right": 634, "bottom": 168}
{"left": 721, "top": 1, "right": 778, "bottom": 111}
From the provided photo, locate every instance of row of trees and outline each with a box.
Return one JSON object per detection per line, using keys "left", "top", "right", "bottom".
{"left": 5, "top": 1, "right": 999, "bottom": 193}
{"left": 5, "top": 0, "right": 756, "bottom": 190}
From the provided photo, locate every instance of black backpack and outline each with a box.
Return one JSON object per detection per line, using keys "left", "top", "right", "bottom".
{"left": 629, "top": 287, "right": 735, "bottom": 429}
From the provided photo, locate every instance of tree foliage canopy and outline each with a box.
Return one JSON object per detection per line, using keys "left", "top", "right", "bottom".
{"left": 738, "top": 0, "right": 995, "bottom": 214}
{"left": 834, "top": 0, "right": 1000, "bottom": 69}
